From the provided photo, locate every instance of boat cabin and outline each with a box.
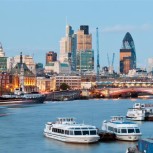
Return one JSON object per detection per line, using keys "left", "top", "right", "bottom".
{"left": 45, "top": 117, "right": 98, "bottom": 136}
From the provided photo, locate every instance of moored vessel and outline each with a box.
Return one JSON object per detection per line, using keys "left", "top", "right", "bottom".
{"left": 44, "top": 117, "right": 100, "bottom": 143}
{"left": 102, "top": 116, "right": 142, "bottom": 141}
{"left": 0, "top": 91, "right": 46, "bottom": 105}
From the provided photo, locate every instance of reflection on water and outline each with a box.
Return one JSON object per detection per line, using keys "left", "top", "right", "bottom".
{"left": 0, "top": 106, "right": 9, "bottom": 117}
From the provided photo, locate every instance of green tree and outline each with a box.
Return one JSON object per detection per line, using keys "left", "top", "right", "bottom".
{"left": 60, "top": 83, "right": 70, "bottom": 90}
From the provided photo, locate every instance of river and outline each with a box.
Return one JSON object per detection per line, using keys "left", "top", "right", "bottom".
{"left": 0, "top": 99, "right": 153, "bottom": 153}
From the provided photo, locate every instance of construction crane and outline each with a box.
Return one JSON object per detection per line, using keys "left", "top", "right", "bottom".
{"left": 111, "top": 53, "right": 115, "bottom": 68}
{"left": 96, "top": 27, "right": 100, "bottom": 82}
{"left": 107, "top": 53, "right": 110, "bottom": 67}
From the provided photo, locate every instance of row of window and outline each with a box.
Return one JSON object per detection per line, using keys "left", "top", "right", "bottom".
{"left": 51, "top": 128, "right": 97, "bottom": 135}
{"left": 107, "top": 126, "right": 140, "bottom": 134}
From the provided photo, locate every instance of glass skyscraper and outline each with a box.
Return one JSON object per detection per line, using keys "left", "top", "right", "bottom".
{"left": 120, "top": 32, "right": 136, "bottom": 74}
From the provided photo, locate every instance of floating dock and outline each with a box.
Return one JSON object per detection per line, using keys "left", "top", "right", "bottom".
{"left": 98, "top": 131, "right": 116, "bottom": 141}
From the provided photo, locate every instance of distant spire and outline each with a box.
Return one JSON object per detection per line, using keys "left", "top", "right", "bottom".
{"left": 20, "top": 52, "right": 23, "bottom": 64}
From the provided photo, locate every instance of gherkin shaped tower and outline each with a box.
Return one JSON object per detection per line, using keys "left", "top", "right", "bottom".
{"left": 120, "top": 32, "right": 136, "bottom": 74}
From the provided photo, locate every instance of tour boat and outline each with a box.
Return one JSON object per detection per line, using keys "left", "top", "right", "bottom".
{"left": 126, "top": 103, "right": 153, "bottom": 121}
{"left": 0, "top": 91, "right": 46, "bottom": 105}
{"left": 102, "top": 116, "right": 142, "bottom": 141}
{"left": 126, "top": 103, "right": 146, "bottom": 121}
{"left": 44, "top": 117, "right": 100, "bottom": 143}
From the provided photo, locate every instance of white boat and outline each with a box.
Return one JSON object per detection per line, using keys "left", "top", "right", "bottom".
{"left": 126, "top": 103, "right": 146, "bottom": 121}
{"left": 102, "top": 116, "right": 142, "bottom": 141}
{"left": 126, "top": 103, "right": 153, "bottom": 121}
{"left": 44, "top": 117, "right": 100, "bottom": 143}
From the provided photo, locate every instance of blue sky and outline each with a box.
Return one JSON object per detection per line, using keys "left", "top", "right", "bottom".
{"left": 0, "top": 0, "right": 153, "bottom": 72}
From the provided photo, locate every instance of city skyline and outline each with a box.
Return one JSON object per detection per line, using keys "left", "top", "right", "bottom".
{"left": 0, "top": 0, "right": 153, "bottom": 72}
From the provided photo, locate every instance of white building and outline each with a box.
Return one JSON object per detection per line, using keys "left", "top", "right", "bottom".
{"left": 45, "top": 61, "right": 71, "bottom": 74}
{"left": 128, "top": 68, "right": 147, "bottom": 77}
{"left": 148, "top": 58, "right": 153, "bottom": 72}
{"left": 7, "top": 55, "right": 36, "bottom": 74}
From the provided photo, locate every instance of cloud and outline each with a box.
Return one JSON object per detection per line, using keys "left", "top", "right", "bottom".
{"left": 101, "top": 24, "right": 153, "bottom": 33}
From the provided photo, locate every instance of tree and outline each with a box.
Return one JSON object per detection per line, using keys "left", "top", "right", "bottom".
{"left": 60, "top": 83, "right": 70, "bottom": 90}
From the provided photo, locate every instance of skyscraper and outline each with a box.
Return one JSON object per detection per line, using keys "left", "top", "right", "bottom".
{"left": 120, "top": 32, "right": 136, "bottom": 74}
{"left": 59, "top": 25, "right": 77, "bottom": 71}
{"left": 76, "top": 25, "right": 94, "bottom": 72}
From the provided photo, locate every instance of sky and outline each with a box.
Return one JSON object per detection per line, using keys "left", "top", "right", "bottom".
{"left": 0, "top": 0, "right": 153, "bottom": 72}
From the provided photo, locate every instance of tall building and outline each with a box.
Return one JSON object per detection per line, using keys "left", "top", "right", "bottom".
{"left": 76, "top": 25, "right": 94, "bottom": 72}
{"left": 0, "top": 42, "right": 7, "bottom": 72}
{"left": 59, "top": 25, "right": 77, "bottom": 71}
{"left": 77, "top": 25, "right": 92, "bottom": 51}
{"left": 46, "top": 51, "right": 57, "bottom": 65}
{"left": 120, "top": 32, "right": 136, "bottom": 74}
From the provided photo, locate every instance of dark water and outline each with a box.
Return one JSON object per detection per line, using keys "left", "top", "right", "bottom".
{"left": 0, "top": 99, "right": 153, "bottom": 153}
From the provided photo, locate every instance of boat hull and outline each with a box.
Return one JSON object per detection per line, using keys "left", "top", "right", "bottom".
{"left": 44, "top": 132, "right": 99, "bottom": 143}
{"left": 126, "top": 116, "right": 145, "bottom": 121}
{"left": 0, "top": 96, "right": 46, "bottom": 106}
{"left": 116, "top": 134, "right": 141, "bottom": 141}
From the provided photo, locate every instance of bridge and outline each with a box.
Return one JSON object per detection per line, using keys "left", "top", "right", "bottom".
{"left": 93, "top": 87, "right": 153, "bottom": 98}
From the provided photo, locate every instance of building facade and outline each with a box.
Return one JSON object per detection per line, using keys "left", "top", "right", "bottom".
{"left": 0, "top": 42, "right": 7, "bottom": 72}
{"left": 45, "top": 61, "right": 71, "bottom": 74}
{"left": 46, "top": 51, "right": 57, "bottom": 65}
{"left": 76, "top": 25, "right": 94, "bottom": 72}
{"left": 7, "top": 54, "right": 36, "bottom": 75}
{"left": 120, "top": 32, "right": 136, "bottom": 74}
{"left": 59, "top": 25, "right": 77, "bottom": 71}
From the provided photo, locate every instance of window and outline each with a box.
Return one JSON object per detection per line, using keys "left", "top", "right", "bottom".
{"left": 121, "top": 129, "right": 127, "bottom": 133}
{"left": 135, "top": 128, "right": 140, "bottom": 133}
{"left": 114, "top": 128, "right": 117, "bottom": 133}
{"left": 82, "top": 131, "right": 89, "bottom": 135}
{"left": 90, "top": 130, "right": 97, "bottom": 135}
{"left": 69, "top": 131, "right": 73, "bottom": 135}
{"left": 117, "top": 129, "right": 120, "bottom": 133}
{"left": 74, "top": 131, "right": 82, "bottom": 135}
{"left": 128, "top": 129, "right": 135, "bottom": 133}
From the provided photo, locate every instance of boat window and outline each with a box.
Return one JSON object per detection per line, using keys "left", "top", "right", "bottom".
{"left": 121, "top": 129, "right": 127, "bottom": 133}
{"left": 74, "top": 131, "right": 82, "bottom": 135}
{"left": 65, "top": 130, "right": 69, "bottom": 135}
{"left": 75, "top": 128, "right": 80, "bottom": 130}
{"left": 69, "top": 130, "right": 73, "bottom": 135}
{"left": 114, "top": 128, "right": 117, "bottom": 133}
{"left": 108, "top": 126, "right": 114, "bottom": 132}
{"left": 61, "top": 130, "right": 64, "bottom": 134}
{"left": 88, "top": 127, "right": 94, "bottom": 129}
{"left": 128, "top": 129, "right": 135, "bottom": 133}
{"left": 117, "top": 129, "right": 120, "bottom": 133}
{"left": 90, "top": 130, "right": 97, "bottom": 135}
{"left": 135, "top": 128, "right": 140, "bottom": 133}
{"left": 81, "top": 128, "right": 88, "bottom": 130}
{"left": 82, "top": 131, "right": 89, "bottom": 135}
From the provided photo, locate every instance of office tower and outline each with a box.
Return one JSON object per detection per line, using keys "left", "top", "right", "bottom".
{"left": 59, "top": 25, "right": 77, "bottom": 71}
{"left": 120, "top": 32, "right": 136, "bottom": 74}
{"left": 76, "top": 25, "right": 94, "bottom": 72}
{"left": 46, "top": 51, "right": 57, "bottom": 65}
{"left": 0, "top": 42, "right": 7, "bottom": 72}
